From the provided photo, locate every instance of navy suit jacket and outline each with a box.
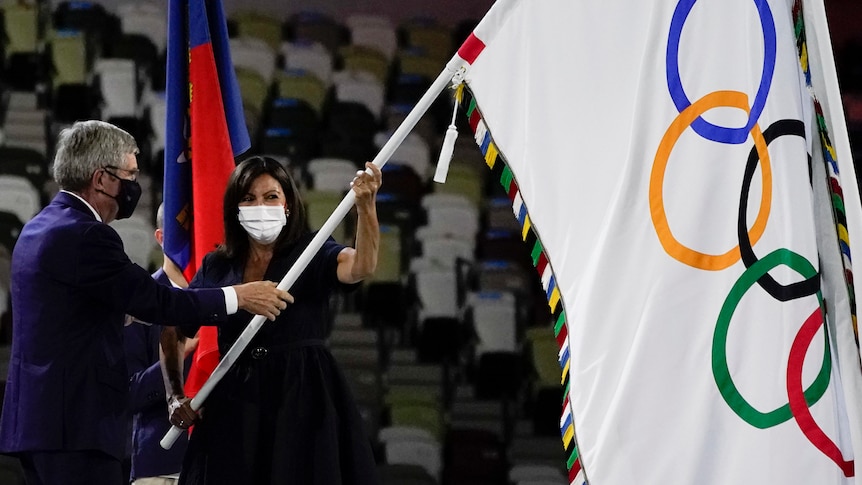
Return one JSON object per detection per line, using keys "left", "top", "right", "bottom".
{"left": 0, "top": 192, "right": 227, "bottom": 460}
{"left": 124, "top": 269, "right": 190, "bottom": 479}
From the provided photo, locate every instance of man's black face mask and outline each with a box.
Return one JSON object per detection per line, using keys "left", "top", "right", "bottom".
{"left": 101, "top": 169, "right": 142, "bottom": 220}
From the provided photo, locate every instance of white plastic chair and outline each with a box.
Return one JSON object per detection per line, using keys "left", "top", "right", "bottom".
{"left": 306, "top": 157, "right": 358, "bottom": 193}
{"left": 468, "top": 291, "right": 518, "bottom": 356}
{"left": 230, "top": 37, "right": 277, "bottom": 84}
{"left": 409, "top": 257, "right": 459, "bottom": 321}
{"left": 0, "top": 176, "right": 41, "bottom": 224}
{"left": 382, "top": 435, "right": 442, "bottom": 481}
{"left": 375, "top": 131, "right": 431, "bottom": 181}
{"left": 419, "top": 201, "right": 480, "bottom": 241}
{"left": 346, "top": 14, "right": 397, "bottom": 61}
{"left": 333, "top": 70, "right": 385, "bottom": 120}
{"left": 147, "top": 94, "right": 167, "bottom": 156}
{"left": 118, "top": 2, "right": 167, "bottom": 53}
{"left": 109, "top": 216, "right": 157, "bottom": 269}
{"left": 415, "top": 231, "right": 474, "bottom": 268}
{"left": 95, "top": 58, "right": 139, "bottom": 119}
{"left": 280, "top": 40, "right": 334, "bottom": 86}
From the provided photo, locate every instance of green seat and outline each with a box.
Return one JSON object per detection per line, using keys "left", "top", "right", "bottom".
{"left": 235, "top": 67, "right": 271, "bottom": 117}
{"left": 2, "top": 3, "right": 38, "bottom": 56}
{"left": 275, "top": 70, "right": 329, "bottom": 114}
{"left": 401, "top": 21, "right": 453, "bottom": 63}
{"left": 233, "top": 10, "right": 284, "bottom": 51}
{"left": 384, "top": 383, "right": 441, "bottom": 408}
{"left": 529, "top": 330, "right": 562, "bottom": 388}
{"left": 389, "top": 402, "right": 444, "bottom": 441}
{"left": 367, "top": 224, "right": 401, "bottom": 283}
{"left": 339, "top": 44, "right": 390, "bottom": 84}
{"left": 50, "top": 30, "right": 89, "bottom": 86}
{"left": 396, "top": 49, "right": 442, "bottom": 80}
{"left": 433, "top": 164, "right": 485, "bottom": 208}
{"left": 302, "top": 189, "right": 350, "bottom": 244}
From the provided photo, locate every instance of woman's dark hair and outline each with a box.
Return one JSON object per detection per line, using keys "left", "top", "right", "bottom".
{"left": 218, "top": 156, "right": 308, "bottom": 259}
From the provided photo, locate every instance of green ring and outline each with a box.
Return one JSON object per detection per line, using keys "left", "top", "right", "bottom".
{"left": 712, "top": 248, "right": 830, "bottom": 429}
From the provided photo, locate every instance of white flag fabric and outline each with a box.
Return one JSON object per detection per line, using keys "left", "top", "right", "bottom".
{"left": 454, "top": 0, "right": 862, "bottom": 483}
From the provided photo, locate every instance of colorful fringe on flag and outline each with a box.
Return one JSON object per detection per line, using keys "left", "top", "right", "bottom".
{"left": 460, "top": 90, "right": 586, "bottom": 485}
{"left": 792, "top": 0, "right": 858, "bottom": 345}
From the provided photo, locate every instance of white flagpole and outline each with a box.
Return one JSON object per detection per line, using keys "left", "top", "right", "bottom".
{"left": 161, "top": 56, "right": 471, "bottom": 449}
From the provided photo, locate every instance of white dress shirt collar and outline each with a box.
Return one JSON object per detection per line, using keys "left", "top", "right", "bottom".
{"left": 61, "top": 190, "right": 102, "bottom": 222}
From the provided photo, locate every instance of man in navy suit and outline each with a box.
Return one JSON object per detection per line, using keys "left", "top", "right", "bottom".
{"left": 0, "top": 120, "right": 292, "bottom": 485}
{"left": 125, "top": 203, "right": 195, "bottom": 485}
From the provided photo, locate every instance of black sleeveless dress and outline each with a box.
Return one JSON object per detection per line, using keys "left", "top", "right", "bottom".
{"left": 179, "top": 235, "right": 378, "bottom": 485}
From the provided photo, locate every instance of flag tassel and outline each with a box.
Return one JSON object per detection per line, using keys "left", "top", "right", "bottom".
{"left": 434, "top": 74, "right": 466, "bottom": 184}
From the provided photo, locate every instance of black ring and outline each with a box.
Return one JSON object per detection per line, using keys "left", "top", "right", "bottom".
{"left": 737, "top": 118, "right": 819, "bottom": 301}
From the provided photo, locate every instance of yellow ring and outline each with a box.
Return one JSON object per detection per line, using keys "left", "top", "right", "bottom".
{"left": 649, "top": 90, "right": 772, "bottom": 271}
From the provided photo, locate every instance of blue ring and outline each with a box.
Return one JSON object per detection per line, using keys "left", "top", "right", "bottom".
{"left": 666, "top": 0, "right": 777, "bottom": 144}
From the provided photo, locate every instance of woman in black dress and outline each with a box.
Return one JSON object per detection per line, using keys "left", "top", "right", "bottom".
{"left": 166, "top": 156, "right": 381, "bottom": 484}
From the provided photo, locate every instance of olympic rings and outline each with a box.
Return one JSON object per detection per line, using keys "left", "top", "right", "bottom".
{"left": 712, "top": 248, "right": 830, "bottom": 429}
{"left": 737, "top": 119, "right": 820, "bottom": 301}
{"left": 787, "top": 304, "right": 855, "bottom": 476}
{"left": 650, "top": 90, "right": 772, "bottom": 271}
{"left": 654, "top": 0, "right": 851, "bottom": 474}
{"left": 666, "top": 0, "right": 776, "bottom": 144}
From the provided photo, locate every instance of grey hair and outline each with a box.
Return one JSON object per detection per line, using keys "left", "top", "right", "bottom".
{"left": 52, "top": 120, "right": 139, "bottom": 191}
{"left": 156, "top": 202, "right": 165, "bottom": 231}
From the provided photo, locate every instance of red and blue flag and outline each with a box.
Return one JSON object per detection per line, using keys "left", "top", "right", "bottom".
{"left": 163, "top": 0, "right": 249, "bottom": 397}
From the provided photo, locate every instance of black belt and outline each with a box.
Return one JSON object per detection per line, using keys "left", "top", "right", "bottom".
{"left": 247, "top": 339, "right": 325, "bottom": 359}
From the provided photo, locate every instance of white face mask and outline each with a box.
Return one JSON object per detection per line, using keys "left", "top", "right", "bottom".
{"left": 237, "top": 205, "right": 287, "bottom": 244}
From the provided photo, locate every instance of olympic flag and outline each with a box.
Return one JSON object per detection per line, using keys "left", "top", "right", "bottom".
{"left": 455, "top": 0, "right": 862, "bottom": 483}
{"left": 163, "top": 0, "right": 249, "bottom": 397}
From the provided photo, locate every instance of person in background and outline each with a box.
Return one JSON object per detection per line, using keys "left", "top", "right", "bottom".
{"left": 125, "top": 203, "right": 197, "bottom": 485}
{"left": 0, "top": 120, "right": 292, "bottom": 485}
{"left": 165, "top": 156, "right": 382, "bottom": 484}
